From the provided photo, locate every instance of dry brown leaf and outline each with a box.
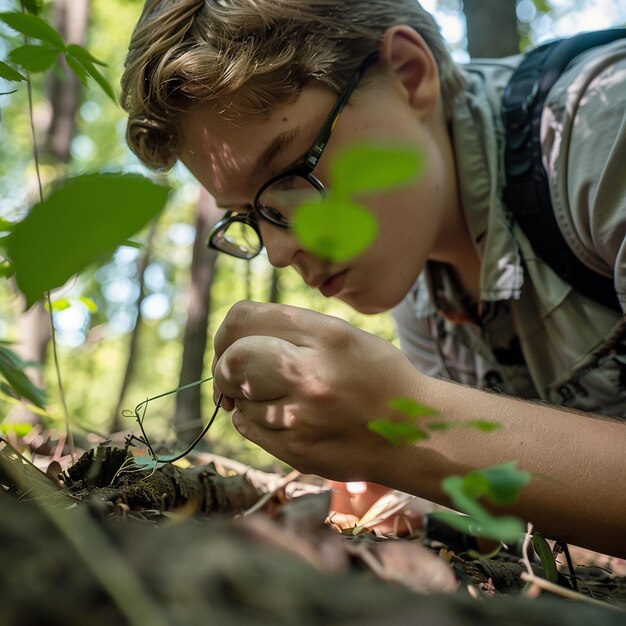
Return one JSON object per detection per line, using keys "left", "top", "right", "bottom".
{"left": 348, "top": 539, "right": 459, "bottom": 594}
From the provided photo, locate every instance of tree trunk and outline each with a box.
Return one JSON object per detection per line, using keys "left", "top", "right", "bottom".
{"left": 173, "top": 189, "right": 221, "bottom": 444}
{"left": 464, "top": 0, "right": 520, "bottom": 58}
{"left": 12, "top": 0, "right": 90, "bottom": 426}
{"left": 268, "top": 268, "right": 281, "bottom": 304}
{"left": 109, "top": 221, "right": 159, "bottom": 432}
{"left": 43, "top": 0, "right": 90, "bottom": 161}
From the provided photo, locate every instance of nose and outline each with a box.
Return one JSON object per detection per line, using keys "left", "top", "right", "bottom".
{"left": 258, "top": 220, "right": 301, "bottom": 268}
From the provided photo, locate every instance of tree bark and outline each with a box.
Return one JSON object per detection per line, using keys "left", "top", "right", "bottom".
{"left": 268, "top": 268, "right": 281, "bottom": 304}
{"left": 43, "top": 0, "right": 90, "bottom": 161}
{"left": 172, "top": 189, "right": 221, "bottom": 444}
{"left": 464, "top": 0, "right": 520, "bottom": 58}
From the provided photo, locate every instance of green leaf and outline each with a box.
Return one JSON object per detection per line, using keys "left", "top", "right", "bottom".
{"left": 465, "top": 462, "right": 532, "bottom": 505}
{"left": 120, "top": 239, "right": 143, "bottom": 250}
{"left": 465, "top": 419, "right": 501, "bottom": 432}
{"left": 0, "top": 260, "right": 14, "bottom": 279}
{"left": 64, "top": 53, "right": 89, "bottom": 86}
{"left": 83, "top": 60, "right": 116, "bottom": 103}
{"left": 78, "top": 296, "right": 97, "bottom": 313}
{"left": 442, "top": 474, "right": 490, "bottom": 519}
{"left": 0, "top": 423, "right": 33, "bottom": 437}
{"left": 292, "top": 199, "right": 377, "bottom": 263}
{"left": 431, "top": 511, "right": 525, "bottom": 544}
{"left": 65, "top": 44, "right": 106, "bottom": 67}
{"left": 532, "top": 532, "right": 559, "bottom": 583}
{"left": 0, "top": 60, "right": 26, "bottom": 82}
{"left": 0, "top": 217, "right": 16, "bottom": 233}
{"left": 0, "top": 12, "right": 65, "bottom": 49}
{"left": 131, "top": 457, "right": 161, "bottom": 470}
{"left": 330, "top": 143, "right": 424, "bottom": 197}
{"left": 389, "top": 396, "right": 438, "bottom": 418}
{"left": 0, "top": 345, "right": 46, "bottom": 408}
{"left": 49, "top": 297, "right": 71, "bottom": 312}
{"left": 21, "top": 0, "right": 42, "bottom": 15}
{"left": 9, "top": 44, "right": 60, "bottom": 73}
{"left": 6, "top": 173, "right": 169, "bottom": 308}
{"left": 367, "top": 419, "right": 429, "bottom": 445}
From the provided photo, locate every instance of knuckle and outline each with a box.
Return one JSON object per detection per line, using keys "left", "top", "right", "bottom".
{"left": 324, "top": 317, "right": 354, "bottom": 351}
{"left": 224, "top": 300, "right": 255, "bottom": 332}
{"left": 222, "top": 342, "right": 250, "bottom": 375}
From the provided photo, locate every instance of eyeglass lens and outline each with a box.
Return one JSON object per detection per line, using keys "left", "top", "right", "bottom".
{"left": 213, "top": 221, "right": 263, "bottom": 259}
{"left": 257, "top": 175, "right": 324, "bottom": 224}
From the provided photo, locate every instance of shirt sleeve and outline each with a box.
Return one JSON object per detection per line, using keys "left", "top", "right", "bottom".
{"left": 542, "top": 39, "right": 626, "bottom": 310}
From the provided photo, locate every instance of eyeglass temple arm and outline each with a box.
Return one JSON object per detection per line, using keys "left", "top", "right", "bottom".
{"left": 303, "top": 51, "right": 380, "bottom": 169}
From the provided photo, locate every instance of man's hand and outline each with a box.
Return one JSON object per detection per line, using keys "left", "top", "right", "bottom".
{"left": 212, "top": 302, "right": 626, "bottom": 558}
{"left": 212, "top": 300, "right": 424, "bottom": 482}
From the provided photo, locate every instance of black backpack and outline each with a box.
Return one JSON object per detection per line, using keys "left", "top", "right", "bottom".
{"left": 502, "top": 28, "right": 626, "bottom": 313}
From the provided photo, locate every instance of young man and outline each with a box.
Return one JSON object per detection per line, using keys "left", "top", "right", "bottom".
{"left": 121, "top": 1, "right": 626, "bottom": 556}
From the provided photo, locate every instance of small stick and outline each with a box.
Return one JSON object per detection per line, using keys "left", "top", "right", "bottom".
{"left": 243, "top": 469, "right": 302, "bottom": 516}
{"left": 520, "top": 572, "right": 625, "bottom": 612}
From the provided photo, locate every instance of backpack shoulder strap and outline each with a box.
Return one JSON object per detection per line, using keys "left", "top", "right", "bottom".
{"left": 502, "top": 29, "right": 626, "bottom": 312}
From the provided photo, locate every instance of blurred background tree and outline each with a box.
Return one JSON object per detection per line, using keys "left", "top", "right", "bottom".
{"left": 0, "top": 0, "right": 625, "bottom": 467}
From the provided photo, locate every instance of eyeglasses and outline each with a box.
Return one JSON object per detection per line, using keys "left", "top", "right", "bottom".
{"left": 207, "top": 50, "right": 380, "bottom": 260}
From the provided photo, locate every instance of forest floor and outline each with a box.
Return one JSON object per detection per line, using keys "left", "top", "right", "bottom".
{"left": 0, "top": 427, "right": 625, "bottom": 626}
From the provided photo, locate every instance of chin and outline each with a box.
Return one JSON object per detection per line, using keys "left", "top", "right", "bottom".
{"left": 339, "top": 291, "right": 402, "bottom": 315}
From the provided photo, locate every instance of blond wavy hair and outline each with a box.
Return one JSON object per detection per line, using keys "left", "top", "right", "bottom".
{"left": 121, "top": 0, "right": 465, "bottom": 171}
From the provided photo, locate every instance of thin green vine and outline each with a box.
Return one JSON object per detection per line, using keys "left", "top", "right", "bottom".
{"left": 23, "top": 1, "right": 75, "bottom": 462}
{"left": 122, "top": 375, "right": 223, "bottom": 463}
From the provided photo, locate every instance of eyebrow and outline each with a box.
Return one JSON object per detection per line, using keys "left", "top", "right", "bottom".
{"left": 250, "top": 126, "right": 302, "bottom": 179}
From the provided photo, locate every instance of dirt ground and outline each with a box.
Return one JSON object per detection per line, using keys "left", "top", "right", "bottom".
{"left": 1, "top": 434, "right": 624, "bottom": 625}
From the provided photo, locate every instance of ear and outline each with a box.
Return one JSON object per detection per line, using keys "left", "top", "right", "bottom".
{"left": 379, "top": 25, "right": 441, "bottom": 120}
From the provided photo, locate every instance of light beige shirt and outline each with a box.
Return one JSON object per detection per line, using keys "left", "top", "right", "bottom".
{"left": 392, "top": 39, "right": 626, "bottom": 418}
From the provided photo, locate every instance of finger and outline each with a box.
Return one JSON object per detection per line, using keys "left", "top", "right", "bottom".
{"left": 213, "top": 335, "right": 307, "bottom": 402}
{"left": 213, "top": 300, "right": 340, "bottom": 365}
{"left": 231, "top": 408, "right": 292, "bottom": 458}
{"left": 213, "top": 387, "right": 235, "bottom": 411}
{"left": 233, "top": 397, "right": 299, "bottom": 431}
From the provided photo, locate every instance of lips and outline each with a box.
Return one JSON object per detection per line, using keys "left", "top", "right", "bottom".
{"left": 319, "top": 269, "right": 349, "bottom": 298}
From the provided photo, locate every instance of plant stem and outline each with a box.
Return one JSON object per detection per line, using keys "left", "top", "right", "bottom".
{"left": 520, "top": 572, "right": 625, "bottom": 612}
{"left": 26, "top": 78, "right": 43, "bottom": 201}
{"left": 26, "top": 72, "right": 75, "bottom": 462}
{"left": 46, "top": 291, "right": 74, "bottom": 460}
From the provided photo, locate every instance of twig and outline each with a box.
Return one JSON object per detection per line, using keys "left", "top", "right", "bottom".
{"left": 520, "top": 572, "right": 625, "bottom": 612}
{"left": 521, "top": 522, "right": 534, "bottom": 576}
{"left": 243, "top": 469, "right": 302, "bottom": 516}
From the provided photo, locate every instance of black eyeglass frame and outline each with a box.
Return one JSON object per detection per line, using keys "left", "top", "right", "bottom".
{"left": 207, "top": 50, "right": 380, "bottom": 259}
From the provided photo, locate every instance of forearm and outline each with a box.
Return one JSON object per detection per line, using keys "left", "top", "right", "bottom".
{"left": 381, "top": 376, "right": 626, "bottom": 557}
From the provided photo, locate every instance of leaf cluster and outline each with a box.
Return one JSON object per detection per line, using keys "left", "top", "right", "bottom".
{"left": 433, "top": 462, "right": 532, "bottom": 543}
{"left": 292, "top": 144, "right": 423, "bottom": 263}
{"left": 0, "top": 9, "right": 115, "bottom": 101}
{"left": 367, "top": 396, "right": 500, "bottom": 445}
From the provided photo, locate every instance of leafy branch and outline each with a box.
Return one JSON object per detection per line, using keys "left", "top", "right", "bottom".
{"left": 367, "top": 397, "right": 530, "bottom": 543}
{"left": 0, "top": 8, "right": 116, "bottom": 101}
{"left": 0, "top": 4, "right": 169, "bottom": 452}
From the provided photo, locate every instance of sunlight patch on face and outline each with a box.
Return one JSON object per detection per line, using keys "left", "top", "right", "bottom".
{"left": 179, "top": 106, "right": 258, "bottom": 198}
